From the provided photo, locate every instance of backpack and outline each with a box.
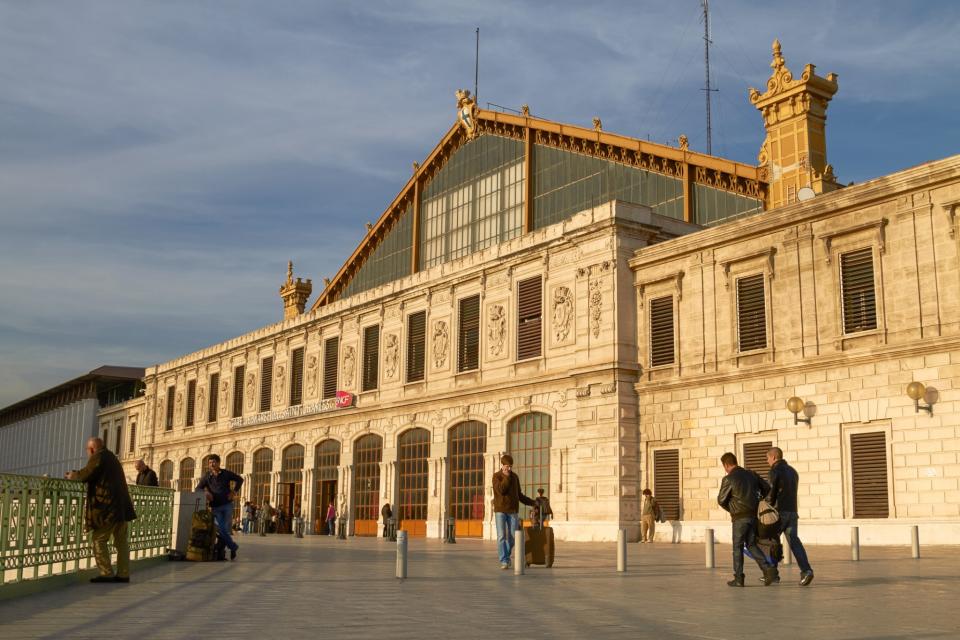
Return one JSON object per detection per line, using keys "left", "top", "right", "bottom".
{"left": 757, "top": 498, "right": 779, "bottom": 527}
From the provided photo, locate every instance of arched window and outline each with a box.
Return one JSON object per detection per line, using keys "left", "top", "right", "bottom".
{"left": 448, "top": 421, "right": 487, "bottom": 538}
{"left": 278, "top": 444, "right": 305, "bottom": 532}
{"left": 507, "top": 412, "right": 551, "bottom": 520}
{"left": 158, "top": 460, "right": 174, "bottom": 488}
{"left": 397, "top": 428, "right": 430, "bottom": 537}
{"left": 179, "top": 457, "right": 195, "bottom": 490}
{"left": 313, "top": 440, "right": 340, "bottom": 534}
{"left": 251, "top": 448, "right": 273, "bottom": 508}
{"left": 353, "top": 434, "right": 383, "bottom": 536}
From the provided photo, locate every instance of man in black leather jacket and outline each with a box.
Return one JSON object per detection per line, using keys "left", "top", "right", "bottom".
{"left": 718, "top": 452, "right": 779, "bottom": 587}
{"left": 766, "top": 447, "right": 814, "bottom": 586}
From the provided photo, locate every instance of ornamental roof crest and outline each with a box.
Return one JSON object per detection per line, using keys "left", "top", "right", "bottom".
{"left": 749, "top": 39, "right": 837, "bottom": 106}
{"left": 455, "top": 89, "right": 479, "bottom": 138}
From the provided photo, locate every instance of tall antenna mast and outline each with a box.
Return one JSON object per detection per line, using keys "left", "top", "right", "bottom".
{"left": 701, "top": 0, "right": 714, "bottom": 155}
{"left": 474, "top": 28, "right": 480, "bottom": 103}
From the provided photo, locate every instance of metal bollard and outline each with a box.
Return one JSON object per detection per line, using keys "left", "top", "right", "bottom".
{"left": 782, "top": 533, "right": 793, "bottom": 565}
{"left": 911, "top": 525, "right": 920, "bottom": 559}
{"left": 617, "top": 529, "right": 627, "bottom": 572}
{"left": 705, "top": 528, "right": 715, "bottom": 568}
{"left": 396, "top": 530, "right": 408, "bottom": 579}
{"left": 851, "top": 526, "right": 860, "bottom": 561}
{"left": 443, "top": 517, "right": 457, "bottom": 544}
{"left": 514, "top": 529, "right": 525, "bottom": 575}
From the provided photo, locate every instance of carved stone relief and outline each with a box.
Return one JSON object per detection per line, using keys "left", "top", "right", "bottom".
{"left": 589, "top": 280, "right": 603, "bottom": 338}
{"left": 552, "top": 286, "right": 574, "bottom": 343}
{"left": 306, "top": 355, "right": 319, "bottom": 396}
{"left": 433, "top": 321, "right": 449, "bottom": 369}
{"left": 219, "top": 380, "right": 229, "bottom": 417}
{"left": 245, "top": 373, "right": 256, "bottom": 410}
{"left": 275, "top": 364, "right": 286, "bottom": 404}
{"left": 175, "top": 392, "right": 183, "bottom": 424}
{"left": 197, "top": 386, "right": 205, "bottom": 421}
{"left": 384, "top": 334, "right": 399, "bottom": 379}
{"left": 342, "top": 346, "right": 356, "bottom": 389}
{"left": 487, "top": 305, "right": 506, "bottom": 357}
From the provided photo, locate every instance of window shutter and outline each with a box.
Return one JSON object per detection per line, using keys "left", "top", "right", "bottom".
{"left": 208, "top": 372, "right": 219, "bottom": 423}
{"left": 840, "top": 248, "right": 877, "bottom": 334}
{"left": 458, "top": 295, "right": 480, "bottom": 372}
{"left": 406, "top": 311, "right": 426, "bottom": 382}
{"left": 653, "top": 449, "right": 681, "bottom": 520}
{"left": 232, "top": 365, "right": 245, "bottom": 418}
{"left": 185, "top": 380, "right": 196, "bottom": 427}
{"left": 851, "top": 432, "right": 889, "bottom": 518}
{"left": 260, "top": 357, "right": 273, "bottom": 412}
{"left": 649, "top": 296, "right": 675, "bottom": 367}
{"left": 517, "top": 276, "right": 542, "bottom": 360}
{"left": 743, "top": 441, "right": 772, "bottom": 475}
{"left": 362, "top": 325, "right": 380, "bottom": 391}
{"left": 166, "top": 386, "right": 175, "bottom": 430}
{"left": 128, "top": 422, "right": 136, "bottom": 454}
{"left": 103, "top": 427, "right": 110, "bottom": 452}
{"left": 323, "top": 337, "right": 339, "bottom": 399}
{"left": 737, "top": 274, "right": 767, "bottom": 352}
{"left": 290, "top": 347, "right": 305, "bottom": 406}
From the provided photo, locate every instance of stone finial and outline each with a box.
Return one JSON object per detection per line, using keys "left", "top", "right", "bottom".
{"left": 520, "top": 104, "right": 530, "bottom": 116}
{"left": 592, "top": 117, "right": 602, "bottom": 131}
{"left": 678, "top": 134, "right": 689, "bottom": 151}
{"left": 412, "top": 161, "right": 420, "bottom": 173}
{"left": 365, "top": 222, "right": 373, "bottom": 233}
{"left": 279, "top": 261, "right": 312, "bottom": 320}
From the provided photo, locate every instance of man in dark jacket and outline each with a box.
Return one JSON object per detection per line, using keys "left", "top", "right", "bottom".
{"left": 492, "top": 454, "right": 535, "bottom": 569}
{"left": 195, "top": 454, "right": 243, "bottom": 560}
{"left": 134, "top": 459, "right": 159, "bottom": 486}
{"left": 717, "top": 452, "right": 779, "bottom": 587}
{"left": 66, "top": 437, "right": 137, "bottom": 583}
{"left": 381, "top": 502, "right": 393, "bottom": 537}
{"left": 766, "top": 447, "right": 814, "bottom": 586}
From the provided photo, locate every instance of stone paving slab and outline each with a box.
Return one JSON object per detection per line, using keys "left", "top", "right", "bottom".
{"left": 1, "top": 534, "right": 958, "bottom": 639}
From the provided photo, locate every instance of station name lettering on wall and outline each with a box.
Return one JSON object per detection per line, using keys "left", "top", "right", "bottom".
{"left": 230, "top": 391, "right": 355, "bottom": 428}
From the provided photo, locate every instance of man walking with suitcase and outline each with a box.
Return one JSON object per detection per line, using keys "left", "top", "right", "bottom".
{"left": 195, "top": 454, "right": 243, "bottom": 560}
{"left": 492, "top": 454, "right": 535, "bottom": 570}
{"left": 718, "top": 452, "right": 779, "bottom": 587}
{"left": 766, "top": 447, "right": 814, "bottom": 586}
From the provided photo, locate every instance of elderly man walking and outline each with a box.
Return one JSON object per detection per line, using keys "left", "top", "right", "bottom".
{"left": 66, "top": 437, "right": 137, "bottom": 583}
{"left": 717, "top": 452, "right": 779, "bottom": 587}
{"left": 766, "top": 447, "right": 814, "bottom": 586}
{"left": 134, "top": 459, "right": 158, "bottom": 486}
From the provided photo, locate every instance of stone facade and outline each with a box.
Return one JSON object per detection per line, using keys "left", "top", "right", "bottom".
{"left": 631, "top": 155, "right": 960, "bottom": 544}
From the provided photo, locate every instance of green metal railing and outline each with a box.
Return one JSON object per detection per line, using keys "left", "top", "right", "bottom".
{"left": 1, "top": 473, "right": 174, "bottom": 584}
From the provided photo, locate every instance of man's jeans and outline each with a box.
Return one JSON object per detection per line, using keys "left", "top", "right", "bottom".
{"left": 731, "top": 517, "right": 768, "bottom": 576}
{"left": 241, "top": 517, "right": 249, "bottom": 534}
{"left": 212, "top": 503, "right": 238, "bottom": 552}
{"left": 779, "top": 511, "right": 812, "bottom": 573}
{"left": 495, "top": 512, "right": 520, "bottom": 565}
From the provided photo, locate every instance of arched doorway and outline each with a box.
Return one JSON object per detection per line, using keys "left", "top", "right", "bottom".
{"left": 251, "top": 448, "right": 273, "bottom": 515}
{"left": 314, "top": 440, "right": 340, "bottom": 534}
{"left": 448, "top": 421, "right": 487, "bottom": 538}
{"left": 353, "top": 434, "right": 382, "bottom": 536}
{"left": 158, "top": 460, "right": 173, "bottom": 488}
{"left": 179, "top": 457, "right": 195, "bottom": 491}
{"left": 225, "top": 451, "right": 245, "bottom": 525}
{"left": 507, "top": 412, "right": 552, "bottom": 521}
{"left": 397, "top": 428, "right": 430, "bottom": 537}
{"left": 278, "top": 444, "right": 304, "bottom": 533}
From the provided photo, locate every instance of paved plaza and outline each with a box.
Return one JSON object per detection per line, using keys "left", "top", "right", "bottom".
{"left": 2, "top": 535, "right": 958, "bottom": 639}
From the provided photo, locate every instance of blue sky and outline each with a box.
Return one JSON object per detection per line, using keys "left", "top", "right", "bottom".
{"left": 1, "top": 1, "right": 958, "bottom": 407}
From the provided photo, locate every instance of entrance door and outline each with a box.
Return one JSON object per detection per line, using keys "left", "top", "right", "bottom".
{"left": 313, "top": 439, "right": 341, "bottom": 534}
{"left": 448, "top": 421, "right": 487, "bottom": 538}
{"left": 276, "top": 482, "right": 296, "bottom": 534}
{"left": 398, "top": 428, "right": 430, "bottom": 538}
{"left": 353, "top": 434, "right": 382, "bottom": 537}
{"left": 317, "top": 479, "right": 338, "bottom": 534}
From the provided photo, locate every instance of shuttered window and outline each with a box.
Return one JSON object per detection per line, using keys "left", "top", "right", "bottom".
{"left": 851, "top": 431, "right": 889, "bottom": 518}
{"left": 290, "top": 347, "right": 305, "bottom": 406}
{"left": 260, "top": 356, "right": 273, "bottom": 412}
{"left": 840, "top": 248, "right": 877, "bottom": 334}
{"left": 517, "top": 275, "right": 542, "bottom": 360}
{"left": 653, "top": 449, "right": 681, "bottom": 520}
{"left": 323, "top": 337, "right": 339, "bottom": 399}
{"left": 406, "top": 311, "right": 426, "bottom": 382}
{"left": 736, "top": 274, "right": 767, "bottom": 352}
{"left": 208, "top": 373, "right": 219, "bottom": 423}
{"left": 232, "top": 365, "right": 245, "bottom": 418}
{"left": 362, "top": 325, "right": 380, "bottom": 391}
{"left": 165, "top": 386, "right": 175, "bottom": 430}
{"left": 185, "top": 380, "right": 196, "bottom": 427}
{"left": 103, "top": 427, "right": 109, "bottom": 452}
{"left": 743, "top": 441, "right": 772, "bottom": 475}
{"left": 649, "top": 296, "right": 675, "bottom": 367}
{"left": 128, "top": 422, "right": 136, "bottom": 454}
{"left": 458, "top": 295, "right": 480, "bottom": 372}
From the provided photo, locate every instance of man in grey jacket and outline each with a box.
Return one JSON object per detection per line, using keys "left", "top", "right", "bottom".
{"left": 718, "top": 452, "right": 779, "bottom": 587}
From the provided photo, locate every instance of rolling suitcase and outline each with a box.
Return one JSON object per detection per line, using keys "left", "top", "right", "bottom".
{"left": 524, "top": 525, "right": 555, "bottom": 568}
{"left": 186, "top": 501, "right": 217, "bottom": 562}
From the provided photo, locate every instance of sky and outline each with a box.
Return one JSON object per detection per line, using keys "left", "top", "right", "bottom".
{"left": 1, "top": 1, "right": 958, "bottom": 408}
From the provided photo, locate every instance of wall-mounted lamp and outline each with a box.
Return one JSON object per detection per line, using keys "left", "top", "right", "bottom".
{"left": 786, "top": 396, "right": 813, "bottom": 426}
{"left": 906, "top": 382, "right": 936, "bottom": 416}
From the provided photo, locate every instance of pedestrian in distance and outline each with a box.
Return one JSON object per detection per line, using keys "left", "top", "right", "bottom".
{"left": 533, "top": 488, "right": 553, "bottom": 529}
{"left": 766, "top": 447, "right": 814, "bottom": 586}
{"left": 258, "top": 500, "right": 272, "bottom": 536}
{"left": 640, "top": 488, "right": 661, "bottom": 543}
{"left": 134, "top": 459, "right": 159, "bottom": 487}
{"left": 66, "top": 437, "right": 137, "bottom": 583}
{"left": 492, "top": 453, "right": 536, "bottom": 570}
{"left": 381, "top": 502, "right": 393, "bottom": 537}
{"left": 325, "top": 501, "right": 337, "bottom": 536}
{"left": 243, "top": 501, "right": 254, "bottom": 534}
{"left": 195, "top": 454, "right": 243, "bottom": 560}
{"left": 717, "top": 452, "right": 779, "bottom": 587}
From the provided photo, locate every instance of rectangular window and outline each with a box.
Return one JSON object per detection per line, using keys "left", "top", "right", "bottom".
{"left": 290, "top": 347, "right": 305, "bottom": 406}
{"left": 517, "top": 276, "right": 543, "bottom": 360}
{"left": 128, "top": 422, "right": 136, "bottom": 454}
{"left": 406, "top": 311, "right": 426, "bottom": 382}
{"left": 260, "top": 356, "right": 274, "bottom": 412}
{"left": 103, "top": 426, "right": 110, "bottom": 452}
{"left": 165, "top": 386, "right": 175, "bottom": 430}
{"left": 653, "top": 449, "right": 681, "bottom": 520}
{"left": 115, "top": 421, "right": 122, "bottom": 454}
{"left": 742, "top": 441, "right": 772, "bottom": 475}
{"left": 323, "top": 337, "right": 339, "bottom": 399}
{"left": 851, "top": 431, "right": 889, "bottom": 518}
{"left": 649, "top": 296, "right": 675, "bottom": 367}
{"left": 232, "top": 365, "right": 245, "bottom": 418}
{"left": 208, "top": 373, "right": 219, "bottom": 423}
{"left": 736, "top": 274, "right": 767, "bottom": 352}
{"left": 840, "top": 248, "right": 878, "bottom": 334}
{"left": 362, "top": 325, "right": 380, "bottom": 392}
{"left": 458, "top": 295, "right": 480, "bottom": 372}
{"left": 185, "top": 380, "right": 196, "bottom": 427}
